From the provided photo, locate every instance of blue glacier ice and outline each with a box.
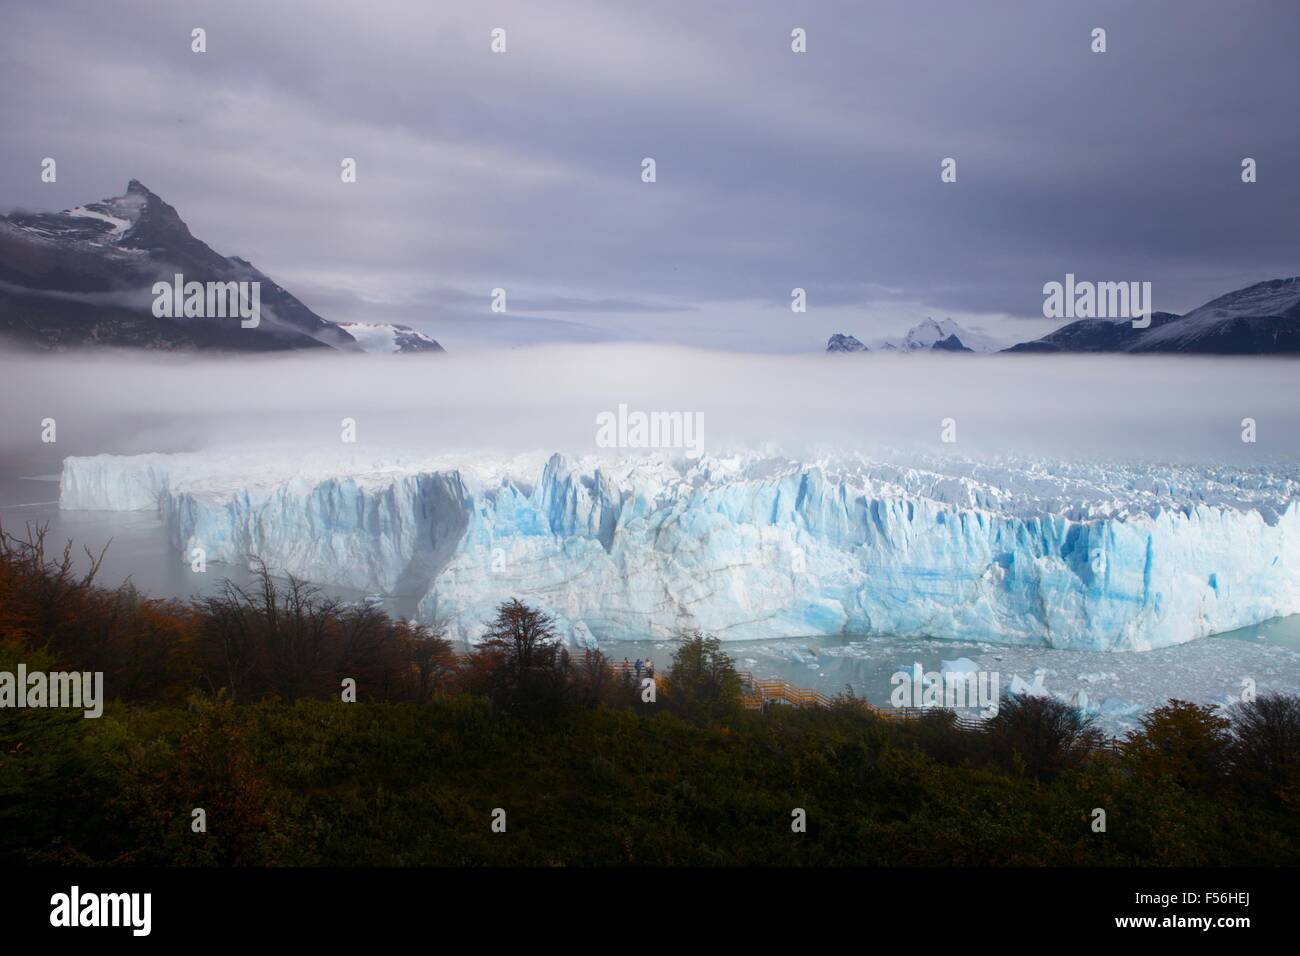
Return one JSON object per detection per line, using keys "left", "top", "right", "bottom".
{"left": 59, "top": 448, "right": 1300, "bottom": 650}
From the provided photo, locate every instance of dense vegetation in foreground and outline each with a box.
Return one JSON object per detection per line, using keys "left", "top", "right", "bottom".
{"left": 2, "top": 524, "right": 1299, "bottom": 866}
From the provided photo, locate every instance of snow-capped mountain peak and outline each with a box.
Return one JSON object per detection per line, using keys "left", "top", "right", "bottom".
{"left": 8, "top": 180, "right": 180, "bottom": 249}
{"left": 827, "top": 317, "right": 1003, "bottom": 353}
{"left": 826, "top": 333, "right": 868, "bottom": 352}
{"left": 905, "top": 317, "right": 961, "bottom": 349}
{"left": 879, "top": 317, "right": 1002, "bottom": 353}
{"left": 339, "top": 322, "right": 445, "bottom": 354}
{"left": 0, "top": 180, "right": 363, "bottom": 352}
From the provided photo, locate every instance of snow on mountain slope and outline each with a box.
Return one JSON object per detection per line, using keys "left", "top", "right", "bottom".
{"left": 6, "top": 187, "right": 150, "bottom": 246}
{"left": 60, "top": 448, "right": 1300, "bottom": 651}
{"left": 339, "top": 322, "right": 444, "bottom": 353}
{"left": 61, "top": 205, "right": 137, "bottom": 240}
{"left": 1178, "top": 277, "right": 1300, "bottom": 324}
{"left": 1007, "top": 277, "right": 1300, "bottom": 354}
{"left": 0, "top": 180, "right": 362, "bottom": 352}
{"left": 877, "top": 317, "right": 1003, "bottom": 353}
{"left": 1004, "top": 312, "right": 1183, "bottom": 353}
{"left": 1129, "top": 277, "right": 1300, "bottom": 354}
{"left": 826, "top": 333, "right": 868, "bottom": 352}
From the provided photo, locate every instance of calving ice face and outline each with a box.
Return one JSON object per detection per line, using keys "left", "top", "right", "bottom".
{"left": 0, "top": 664, "right": 103, "bottom": 718}
{"left": 151, "top": 273, "right": 261, "bottom": 328}
{"left": 59, "top": 450, "right": 1300, "bottom": 649}
{"left": 595, "top": 403, "right": 704, "bottom": 458}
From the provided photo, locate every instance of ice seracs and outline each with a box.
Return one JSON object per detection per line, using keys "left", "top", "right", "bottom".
{"left": 59, "top": 448, "right": 1300, "bottom": 651}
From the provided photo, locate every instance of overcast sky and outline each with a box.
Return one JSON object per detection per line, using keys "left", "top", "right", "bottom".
{"left": 2, "top": 0, "right": 1298, "bottom": 351}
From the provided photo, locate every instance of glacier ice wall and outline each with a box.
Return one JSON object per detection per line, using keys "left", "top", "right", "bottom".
{"left": 59, "top": 450, "right": 1300, "bottom": 650}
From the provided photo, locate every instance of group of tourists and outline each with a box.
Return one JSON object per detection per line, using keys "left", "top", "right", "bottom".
{"left": 621, "top": 657, "right": 654, "bottom": 681}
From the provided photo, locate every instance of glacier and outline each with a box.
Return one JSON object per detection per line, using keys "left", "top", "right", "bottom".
{"left": 59, "top": 448, "right": 1300, "bottom": 651}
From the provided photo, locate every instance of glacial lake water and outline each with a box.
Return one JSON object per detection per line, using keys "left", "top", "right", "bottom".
{"left": 4, "top": 472, "right": 1299, "bottom": 735}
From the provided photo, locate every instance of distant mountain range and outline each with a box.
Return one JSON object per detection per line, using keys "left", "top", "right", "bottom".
{"left": 829, "top": 278, "right": 1300, "bottom": 356}
{"left": 9, "top": 183, "right": 1293, "bottom": 360}
{"left": 0, "top": 181, "right": 443, "bottom": 354}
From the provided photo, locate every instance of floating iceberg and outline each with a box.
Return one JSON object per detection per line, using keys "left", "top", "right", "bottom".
{"left": 59, "top": 448, "right": 1300, "bottom": 650}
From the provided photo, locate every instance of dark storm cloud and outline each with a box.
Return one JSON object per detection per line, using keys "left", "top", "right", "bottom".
{"left": 1, "top": 0, "right": 1297, "bottom": 349}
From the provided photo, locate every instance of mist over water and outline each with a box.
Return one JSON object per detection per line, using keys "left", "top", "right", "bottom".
{"left": 1, "top": 348, "right": 1296, "bottom": 473}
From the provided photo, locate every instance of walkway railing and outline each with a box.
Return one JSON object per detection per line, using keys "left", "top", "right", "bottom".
{"left": 740, "top": 672, "right": 836, "bottom": 710}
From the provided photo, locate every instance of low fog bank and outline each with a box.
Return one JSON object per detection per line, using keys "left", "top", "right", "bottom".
{"left": 0, "top": 346, "right": 1296, "bottom": 474}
